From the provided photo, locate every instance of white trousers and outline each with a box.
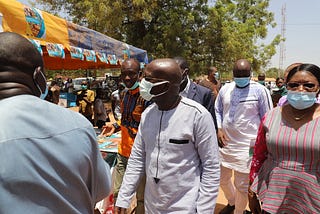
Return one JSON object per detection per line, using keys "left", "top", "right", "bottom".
{"left": 220, "top": 165, "right": 249, "bottom": 214}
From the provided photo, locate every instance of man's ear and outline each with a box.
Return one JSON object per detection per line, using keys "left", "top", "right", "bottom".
{"left": 33, "top": 66, "right": 46, "bottom": 93}
{"left": 184, "top": 68, "right": 190, "bottom": 76}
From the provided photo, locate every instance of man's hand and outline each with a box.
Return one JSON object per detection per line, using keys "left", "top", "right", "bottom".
{"left": 100, "top": 122, "right": 116, "bottom": 137}
{"left": 217, "top": 128, "right": 230, "bottom": 148}
{"left": 248, "top": 187, "right": 261, "bottom": 214}
{"left": 114, "top": 206, "right": 127, "bottom": 214}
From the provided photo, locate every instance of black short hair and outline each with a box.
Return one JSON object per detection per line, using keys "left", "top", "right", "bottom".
{"left": 287, "top": 63, "right": 320, "bottom": 84}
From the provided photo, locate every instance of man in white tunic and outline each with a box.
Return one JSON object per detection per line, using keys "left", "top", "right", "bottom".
{"left": 115, "top": 58, "right": 220, "bottom": 213}
{"left": 215, "top": 59, "right": 272, "bottom": 214}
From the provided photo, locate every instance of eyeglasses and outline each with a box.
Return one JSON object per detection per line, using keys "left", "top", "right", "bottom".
{"left": 144, "top": 77, "right": 167, "bottom": 83}
{"left": 120, "top": 72, "right": 138, "bottom": 79}
{"left": 287, "top": 82, "right": 317, "bottom": 91}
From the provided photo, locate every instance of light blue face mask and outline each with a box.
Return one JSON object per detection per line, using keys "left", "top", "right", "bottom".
{"left": 287, "top": 90, "right": 317, "bottom": 110}
{"left": 40, "top": 86, "right": 49, "bottom": 99}
{"left": 234, "top": 77, "right": 250, "bottom": 88}
{"left": 214, "top": 72, "right": 219, "bottom": 79}
{"left": 33, "top": 66, "right": 48, "bottom": 99}
{"left": 127, "top": 81, "right": 139, "bottom": 90}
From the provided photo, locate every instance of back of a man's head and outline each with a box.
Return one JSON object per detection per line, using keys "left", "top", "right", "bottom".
{"left": 0, "top": 32, "right": 43, "bottom": 73}
{"left": 173, "top": 56, "right": 189, "bottom": 70}
{"left": 0, "top": 32, "right": 45, "bottom": 99}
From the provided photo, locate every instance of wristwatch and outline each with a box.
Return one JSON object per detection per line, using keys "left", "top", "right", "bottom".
{"left": 112, "top": 122, "right": 120, "bottom": 130}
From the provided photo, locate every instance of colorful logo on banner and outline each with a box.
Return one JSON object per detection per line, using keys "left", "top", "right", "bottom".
{"left": 46, "top": 43, "right": 65, "bottom": 58}
{"left": 123, "top": 43, "right": 130, "bottom": 60}
{"left": 108, "top": 54, "right": 118, "bottom": 65}
{"left": 24, "top": 6, "right": 46, "bottom": 39}
{"left": 30, "top": 39, "right": 43, "bottom": 56}
{"left": 70, "top": 46, "right": 84, "bottom": 60}
{"left": 83, "top": 49, "right": 97, "bottom": 62}
{"left": 96, "top": 52, "right": 108, "bottom": 64}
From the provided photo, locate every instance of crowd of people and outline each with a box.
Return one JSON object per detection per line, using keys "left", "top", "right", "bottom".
{"left": 2, "top": 31, "right": 320, "bottom": 214}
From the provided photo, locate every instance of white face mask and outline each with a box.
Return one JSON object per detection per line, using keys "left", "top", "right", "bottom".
{"left": 139, "top": 78, "right": 169, "bottom": 101}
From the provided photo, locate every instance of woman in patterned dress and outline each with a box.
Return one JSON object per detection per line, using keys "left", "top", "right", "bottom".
{"left": 248, "top": 63, "right": 320, "bottom": 214}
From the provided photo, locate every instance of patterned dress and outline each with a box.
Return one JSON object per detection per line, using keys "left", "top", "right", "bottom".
{"left": 250, "top": 107, "right": 320, "bottom": 214}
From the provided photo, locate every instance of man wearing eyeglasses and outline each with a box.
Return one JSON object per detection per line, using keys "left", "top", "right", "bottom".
{"left": 76, "top": 80, "right": 95, "bottom": 124}
{"left": 115, "top": 58, "right": 220, "bottom": 213}
{"left": 215, "top": 59, "right": 272, "bottom": 214}
{"left": 101, "top": 58, "right": 150, "bottom": 214}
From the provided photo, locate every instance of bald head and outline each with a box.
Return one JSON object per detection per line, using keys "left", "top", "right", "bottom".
{"left": 121, "top": 58, "right": 140, "bottom": 71}
{"left": 145, "top": 58, "right": 182, "bottom": 84}
{"left": 173, "top": 56, "right": 188, "bottom": 71}
{"left": 143, "top": 58, "right": 182, "bottom": 110}
{"left": 0, "top": 32, "right": 45, "bottom": 99}
{"left": 0, "top": 32, "right": 43, "bottom": 73}
{"left": 233, "top": 59, "right": 251, "bottom": 77}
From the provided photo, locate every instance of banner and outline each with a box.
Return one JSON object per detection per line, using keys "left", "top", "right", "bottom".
{"left": 0, "top": 0, "right": 148, "bottom": 70}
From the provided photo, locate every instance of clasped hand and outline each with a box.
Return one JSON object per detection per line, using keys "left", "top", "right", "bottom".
{"left": 248, "top": 187, "right": 261, "bottom": 214}
{"left": 217, "top": 128, "right": 230, "bottom": 148}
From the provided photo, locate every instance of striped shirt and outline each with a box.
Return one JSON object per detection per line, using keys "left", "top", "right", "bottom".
{"left": 118, "top": 87, "right": 150, "bottom": 158}
{"left": 250, "top": 107, "right": 320, "bottom": 213}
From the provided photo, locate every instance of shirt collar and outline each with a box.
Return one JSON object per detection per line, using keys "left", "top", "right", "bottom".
{"left": 180, "top": 76, "right": 191, "bottom": 97}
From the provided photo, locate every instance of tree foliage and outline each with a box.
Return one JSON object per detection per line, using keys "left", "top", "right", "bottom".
{"left": 35, "top": 0, "right": 280, "bottom": 77}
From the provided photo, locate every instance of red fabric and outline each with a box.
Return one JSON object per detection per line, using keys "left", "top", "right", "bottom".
{"left": 249, "top": 115, "right": 268, "bottom": 183}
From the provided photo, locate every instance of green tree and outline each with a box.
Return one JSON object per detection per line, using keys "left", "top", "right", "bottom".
{"left": 203, "top": 0, "right": 280, "bottom": 77}
{"left": 35, "top": 0, "right": 280, "bottom": 78}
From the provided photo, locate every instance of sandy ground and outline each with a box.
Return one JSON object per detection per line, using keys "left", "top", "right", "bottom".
{"left": 215, "top": 187, "right": 230, "bottom": 213}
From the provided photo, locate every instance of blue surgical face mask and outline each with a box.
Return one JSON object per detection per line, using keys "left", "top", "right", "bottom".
{"left": 139, "top": 78, "right": 169, "bottom": 101}
{"left": 81, "top": 85, "right": 88, "bottom": 90}
{"left": 287, "top": 90, "right": 317, "bottom": 110}
{"left": 234, "top": 77, "right": 250, "bottom": 88}
{"left": 127, "top": 81, "right": 139, "bottom": 90}
{"left": 40, "top": 86, "right": 49, "bottom": 99}
{"left": 214, "top": 72, "right": 219, "bottom": 79}
{"left": 33, "top": 66, "right": 48, "bottom": 99}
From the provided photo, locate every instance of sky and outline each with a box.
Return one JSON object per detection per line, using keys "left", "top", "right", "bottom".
{"left": 266, "top": 0, "right": 320, "bottom": 70}
{"left": 17, "top": 0, "right": 320, "bottom": 70}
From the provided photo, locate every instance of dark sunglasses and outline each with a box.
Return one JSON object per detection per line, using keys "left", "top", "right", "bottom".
{"left": 120, "top": 72, "right": 138, "bottom": 78}
{"left": 287, "top": 82, "right": 317, "bottom": 90}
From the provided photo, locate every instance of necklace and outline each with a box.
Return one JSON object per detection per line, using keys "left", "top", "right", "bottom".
{"left": 293, "top": 113, "right": 307, "bottom": 121}
{"left": 290, "top": 107, "right": 308, "bottom": 121}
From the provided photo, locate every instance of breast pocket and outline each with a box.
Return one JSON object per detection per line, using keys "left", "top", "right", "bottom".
{"left": 169, "top": 139, "right": 189, "bottom": 144}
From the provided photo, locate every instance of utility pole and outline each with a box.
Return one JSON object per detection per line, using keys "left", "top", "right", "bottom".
{"left": 279, "top": 4, "right": 286, "bottom": 77}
